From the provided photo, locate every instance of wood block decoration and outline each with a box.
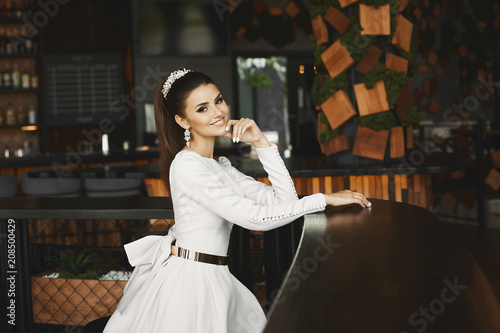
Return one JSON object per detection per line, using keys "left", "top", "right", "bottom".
{"left": 395, "top": 81, "right": 415, "bottom": 122}
{"left": 486, "top": 168, "right": 500, "bottom": 191}
{"left": 354, "top": 81, "right": 390, "bottom": 116}
{"left": 355, "top": 44, "right": 383, "bottom": 75}
{"left": 442, "top": 192, "right": 458, "bottom": 213}
{"left": 385, "top": 53, "right": 408, "bottom": 74}
{"left": 413, "top": 6, "right": 422, "bottom": 19}
{"left": 435, "top": 67, "right": 445, "bottom": 75}
{"left": 253, "top": 0, "right": 267, "bottom": 14}
{"left": 324, "top": 6, "right": 351, "bottom": 35}
{"left": 420, "top": 19, "right": 428, "bottom": 32}
{"left": 491, "top": 150, "right": 500, "bottom": 169}
{"left": 429, "top": 99, "right": 440, "bottom": 114}
{"left": 397, "top": 0, "right": 409, "bottom": 12}
{"left": 235, "top": 26, "right": 246, "bottom": 39}
{"left": 353, "top": 126, "right": 389, "bottom": 160}
{"left": 458, "top": 43, "right": 468, "bottom": 58}
{"left": 312, "top": 15, "right": 329, "bottom": 45}
{"left": 321, "top": 39, "right": 355, "bottom": 78}
{"left": 359, "top": 4, "right": 391, "bottom": 35}
{"left": 427, "top": 52, "right": 438, "bottom": 66}
{"left": 338, "top": 0, "right": 358, "bottom": 8}
{"left": 268, "top": 7, "right": 283, "bottom": 16}
{"left": 391, "top": 14, "right": 413, "bottom": 52}
{"left": 284, "top": 0, "right": 300, "bottom": 19}
{"left": 390, "top": 126, "right": 405, "bottom": 158}
{"left": 413, "top": 88, "right": 423, "bottom": 102}
{"left": 406, "top": 125, "right": 414, "bottom": 149}
{"left": 459, "top": 187, "right": 476, "bottom": 209}
{"left": 453, "top": 132, "right": 469, "bottom": 153}
{"left": 321, "top": 90, "right": 357, "bottom": 130}
{"left": 323, "top": 134, "right": 351, "bottom": 155}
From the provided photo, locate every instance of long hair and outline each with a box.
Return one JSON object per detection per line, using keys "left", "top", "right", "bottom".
{"left": 154, "top": 71, "right": 215, "bottom": 193}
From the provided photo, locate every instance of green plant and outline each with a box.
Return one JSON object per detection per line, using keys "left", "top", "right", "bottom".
{"left": 318, "top": 113, "right": 340, "bottom": 142}
{"left": 311, "top": 72, "right": 349, "bottom": 105}
{"left": 244, "top": 72, "right": 273, "bottom": 88}
{"left": 49, "top": 249, "right": 104, "bottom": 279}
{"left": 362, "top": 63, "right": 409, "bottom": 109}
{"left": 401, "top": 105, "right": 422, "bottom": 128}
{"left": 356, "top": 111, "right": 395, "bottom": 131}
{"left": 341, "top": 15, "right": 376, "bottom": 63}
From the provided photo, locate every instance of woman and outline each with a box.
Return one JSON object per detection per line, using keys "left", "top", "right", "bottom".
{"left": 103, "top": 69, "right": 371, "bottom": 333}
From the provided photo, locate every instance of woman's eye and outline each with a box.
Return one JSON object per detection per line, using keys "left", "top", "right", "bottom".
{"left": 197, "top": 106, "right": 207, "bottom": 113}
{"left": 216, "top": 97, "right": 224, "bottom": 104}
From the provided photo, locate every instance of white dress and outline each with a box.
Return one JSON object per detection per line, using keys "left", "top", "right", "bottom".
{"left": 103, "top": 144, "right": 326, "bottom": 333}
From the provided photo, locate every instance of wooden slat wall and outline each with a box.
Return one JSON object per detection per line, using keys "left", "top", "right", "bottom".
{"left": 255, "top": 174, "right": 433, "bottom": 211}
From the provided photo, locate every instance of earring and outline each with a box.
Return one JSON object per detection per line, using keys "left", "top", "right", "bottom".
{"left": 184, "top": 128, "right": 193, "bottom": 148}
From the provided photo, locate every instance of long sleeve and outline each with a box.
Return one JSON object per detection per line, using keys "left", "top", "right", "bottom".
{"left": 171, "top": 151, "right": 326, "bottom": 232}
{"left": 219, "top": 144, "right": 298, "bottom": 205}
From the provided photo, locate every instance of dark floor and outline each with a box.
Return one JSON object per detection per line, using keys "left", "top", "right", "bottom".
{"left": 442, "top": 221, "right": 500, "bottom": 302}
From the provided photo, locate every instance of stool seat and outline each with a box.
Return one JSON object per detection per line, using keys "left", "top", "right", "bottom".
{"left": 0, "top": 175, "right": 18, "bottom": 197}
{"left": 21, "top": 170, "right": 81, "bottom": 197}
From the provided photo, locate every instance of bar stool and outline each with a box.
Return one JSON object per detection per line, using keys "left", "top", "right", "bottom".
{"left": 83, "top": 165, "right": 144, "bottom": 197}
{"left": 0, "top": 174, "right": 18, "bottom": 197}
{"left": 21, "top": 170, "right": 82, "bottom": 197}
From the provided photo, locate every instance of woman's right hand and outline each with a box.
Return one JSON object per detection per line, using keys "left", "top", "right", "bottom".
{"left": 323, "top": 190, "right": 372, "bottom": 208}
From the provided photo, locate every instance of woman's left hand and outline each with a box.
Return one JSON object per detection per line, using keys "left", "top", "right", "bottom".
{"left": 225, "top": 118, "right": 270, "bottom": 148}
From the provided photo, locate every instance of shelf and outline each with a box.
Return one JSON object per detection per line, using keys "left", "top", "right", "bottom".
{"left": 0, "top": 88, "right": 40, "bottom": 93}
{"left": 0, "top": 53, "right": 41, "bottom": 59}
{"left": 0, "top": 125, "right": 39, "bottom": 131}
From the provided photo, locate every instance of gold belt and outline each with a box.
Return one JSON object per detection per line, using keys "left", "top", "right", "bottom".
{"left": 171, "top": 241, "right": 228, "bottom": 266}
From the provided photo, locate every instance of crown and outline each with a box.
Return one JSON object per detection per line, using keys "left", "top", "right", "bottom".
{"left": 161, "top": 68, "right": 192, "bottom": 99}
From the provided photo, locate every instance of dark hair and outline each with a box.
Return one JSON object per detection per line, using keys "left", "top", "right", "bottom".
{"left": 154, "top": 71, "right": 215, "bottom": 193}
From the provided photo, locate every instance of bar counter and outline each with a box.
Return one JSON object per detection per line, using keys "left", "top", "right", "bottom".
{"left": 264, "top": 199, "right": 500, "bottom": 332}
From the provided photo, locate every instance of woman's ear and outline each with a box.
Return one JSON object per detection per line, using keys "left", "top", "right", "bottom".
{"left": 174, "top": 115, "right": 189, "bottom": 130}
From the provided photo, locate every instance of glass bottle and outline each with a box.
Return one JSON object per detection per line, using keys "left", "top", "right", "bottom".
{"left": 0, "top": 103, "right": 4, "bottom": 126}
{"left": 16, "top": 105, "right": 26, "bottom": 125}
{"left": 21, "top": 72, "right": 30, "bottom": 89}
{"left": 0, "top": 28, "right": 5, "bottom": 55}
{"left": 30, "top": 72, "right": 38, "bottom": 88}
{"left": 6, "top": 103, "right": 15, "bottom": 126}
{"left": 5, "top": 28, "right": 13, "bottom": 55}
{"left": 12, "top": 63, "right": 20, "bottom": 89}
{"left": 27, "top": 104, "right": 36, "bottom": 124}
{"left": 3, "top": 63, "right": 12, "bottom": 89}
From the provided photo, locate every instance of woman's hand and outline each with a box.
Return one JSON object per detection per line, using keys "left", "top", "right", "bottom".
{"left": 225, "top": 118, "right": 270, "bottom": 148}
{"left": 324, "top": 190, "right": 372, "bottom": 208}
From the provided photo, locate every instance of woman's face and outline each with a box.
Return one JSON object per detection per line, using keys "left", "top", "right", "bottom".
{"left": 176, "top": 83, "right": 229, "bottom": 142}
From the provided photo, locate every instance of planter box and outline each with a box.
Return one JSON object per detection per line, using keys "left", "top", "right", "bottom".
{"left": 321, "top": 90, "right": 357, "bottom": 130}
{"left": 31, "top": 270, "right": 129, "bottom": 326}
{"left": 359, "top": 4, "right": 391, "bottom": 35}
{"left": 354, "top": 81, "right": 389, "bottom": 116}
{"left": 321, "top": 39, "right": 355, "bottom": 78}
{"left": 352, "top": 126, "right": 389, "bottom": 161}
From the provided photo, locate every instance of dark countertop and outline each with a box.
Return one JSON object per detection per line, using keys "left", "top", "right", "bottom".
{"left": 264, "top": 199, "right": 500, "bottom": 332}
{"left": 2, "top": 147, "right": 473, "bottom": 178}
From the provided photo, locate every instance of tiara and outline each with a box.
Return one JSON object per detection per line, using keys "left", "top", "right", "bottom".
{"left": 162, "top": 68, "right": 192, "bottom": 99}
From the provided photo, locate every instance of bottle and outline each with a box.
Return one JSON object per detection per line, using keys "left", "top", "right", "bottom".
{"left": 5, "top": 28, "right": 13, "bottom": 55}
{"left": 12, "top": 63, "right": 20, "bottom": 89}
{"left": 4, "top": 145, "right": 10, "bottom": 158}
{"left": 16, "top": 105, "right": 26, "bottom": 125}
{"left": 27, "top": 104, "right": 36, "bottom": 124}
{"left": 3, "top": 63, "right": 11, "bottom": 88}
{"left": 30, "top": 72, "right": 38, "bottom": 88}
{"left": 0, "top": 103, "right": 4, "bottom": 126}
{"left": 0, "top": 65, "right": 3, "bottom": 89}
{"left": 0, "top": 28, "right": 5, "bottom": 55}
{"left": 6, "top": 103, "right": 15, "bottom": 126}
{"left": 21, "top": 72, "right": 29, "bottom": 89}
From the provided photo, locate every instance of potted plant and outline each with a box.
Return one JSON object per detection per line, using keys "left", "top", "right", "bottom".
{"left": 31, "top": 249, "right": 131, "bottom": 326}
